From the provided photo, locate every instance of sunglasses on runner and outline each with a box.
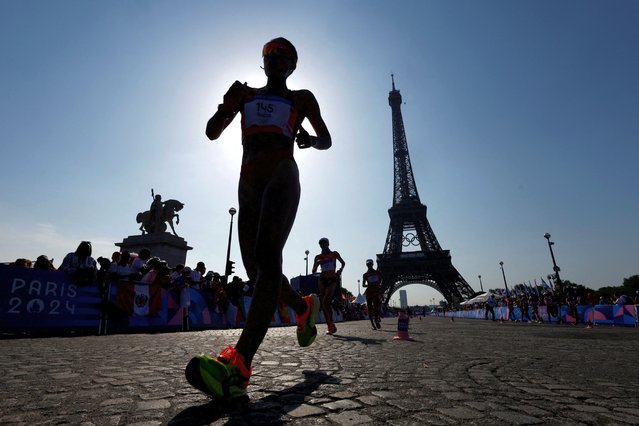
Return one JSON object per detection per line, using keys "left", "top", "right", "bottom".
{"left": 262, "top": 41, "right": 294, "bottom": 59}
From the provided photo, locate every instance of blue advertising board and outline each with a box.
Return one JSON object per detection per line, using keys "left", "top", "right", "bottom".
{"left": 0, "top": 264, "right": 102, "bottom": 332}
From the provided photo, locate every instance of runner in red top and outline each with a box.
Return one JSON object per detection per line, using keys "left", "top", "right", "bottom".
{"left": 312, "top": 237, "right": 345, "bottom": 335}
{"left": 186, "top": 37, "right": 331, "bottom": 401}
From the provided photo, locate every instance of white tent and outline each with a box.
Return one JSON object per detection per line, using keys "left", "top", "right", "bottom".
{"left": 354, "top": 293, "right": 366, "bottom": 304}
{"left": 460, "top": 292, "right": 502, "bottom": 306}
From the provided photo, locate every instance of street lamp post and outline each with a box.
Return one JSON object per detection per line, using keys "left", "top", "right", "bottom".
{"left": 304, "top": 250, "right": 310, "bottom": 275}
{"left": 499, "top": 261, "right": 510, "bottom": 295}
{"left": 478, "top": 274, "right": 484, "bottom": 293}
{"left": 224, "top": 207, "right": 237, "bottom": 282}
{"left": 543, "top": 233, "right": 563, "bottom": 294}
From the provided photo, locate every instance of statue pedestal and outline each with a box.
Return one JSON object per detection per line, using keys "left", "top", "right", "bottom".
{"left": 116, "top": 233, "right": 192, "bottom": 267}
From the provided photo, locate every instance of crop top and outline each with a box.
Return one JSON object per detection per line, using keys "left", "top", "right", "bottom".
{"left": 363, "top": 271, "right": 381, "bottom": 287}
{"left": 317, "top": 251, "right": 337, "bottom": 273}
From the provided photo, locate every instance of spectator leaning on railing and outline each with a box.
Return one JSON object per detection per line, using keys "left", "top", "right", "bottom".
{"left": 59, "top": 241, "right": 97, "bottom": 286}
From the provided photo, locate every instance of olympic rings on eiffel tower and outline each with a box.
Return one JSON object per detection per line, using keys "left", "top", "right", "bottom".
{"left": 402, "top": 232, "right": 419, "bottom": 246}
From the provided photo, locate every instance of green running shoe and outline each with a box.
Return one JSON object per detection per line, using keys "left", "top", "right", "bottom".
{"left": 296, "top": 294, "right": 320, "bottom": 347}
{"left": 185, "top": 346, "right": 251, "bottom": 400}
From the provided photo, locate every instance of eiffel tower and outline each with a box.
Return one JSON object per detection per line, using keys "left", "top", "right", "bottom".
{"left": 376, "top": 75, "right": 475, "bottom": 306}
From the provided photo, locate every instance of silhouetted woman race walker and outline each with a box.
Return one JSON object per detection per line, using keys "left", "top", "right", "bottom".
{"left": 185, "top": 37, "right": 331, "bottom": 401}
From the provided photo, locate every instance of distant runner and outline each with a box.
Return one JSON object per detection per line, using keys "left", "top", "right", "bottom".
{"left": 312, "top": 237, "right": 345, "bottom": 335}
{"left": 362, "top": 259, "right": 383, "bottom": 330}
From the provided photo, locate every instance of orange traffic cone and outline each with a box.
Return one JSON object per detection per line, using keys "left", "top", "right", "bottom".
{"left": 393, "top": 311, "right": 415, "bottom": 341}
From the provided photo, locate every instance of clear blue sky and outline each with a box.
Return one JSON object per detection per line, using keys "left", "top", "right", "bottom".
{"left": 1, "top": 1, "right": 637, "bottom": 306}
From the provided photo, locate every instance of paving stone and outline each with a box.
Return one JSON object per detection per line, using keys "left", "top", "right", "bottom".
{"left": 326, "top": 411, "right": 373, "bottom": 425}
{"left": 436, "top": 406, "right": 484, "bottom": 420}
{"left": 137, "top": 399, "right": 171, "bottom": 410}
{"left": 100, "top": 397, "right": 135, "bottom": 406}
{"left": 615, "top": 407, "right": 639, "bottom": 416}
{"left": 286, "top": 403, "right": 326, "bottom": 417}
{"left": 0, "top": 317, "right": 637, "bottom": 424}
{"left": 332, "top": 390, "right": 357, "bottom": 399}
{"left": 599, "top": 412, "right": 639, "bottom": 424}
{"left": 356, "top": 395, "right": 382, "bottom": 406}
{"left": 387, "top": 398, "right": 435, "bottom": 411}
{"left": 321, "top": 399, "right": 363, "bottom": 411}
{"left": 493, "top": 410, "right": 543, "bottom": 424}
{"left": 442, "top": 391, "right": 472, "bottom": 401}
{"left": 516, "top": 404, "right": 552, "bottom": 417}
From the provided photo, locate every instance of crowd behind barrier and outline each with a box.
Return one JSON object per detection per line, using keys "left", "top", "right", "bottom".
{"left": 0, "top": 265, "right": 351, "bottom": 336}
{"left": 3, "top": 260, "right": 637, "bottom": 334}
{"left": 430, "top": 304, "right": 639, "bottom": 327}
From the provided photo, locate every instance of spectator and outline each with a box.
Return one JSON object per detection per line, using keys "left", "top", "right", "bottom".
{"left": 190, "top": 261, "right": 206, "bottom": 289}
{"left": 109, "top": 251, "right": 135, "bottom": 281}
{"left": 505, "top": 296, "right": 515, "bottom": 322}
{"left": 565, "top": 294, "right": 578, "bottom": 325}
{"left": 586, "top": 292, "right": 596, "bottom": 329}
{"left": 614, "top": 293, "right": 633, "bottom": 306}
{"left": 59, "top": 241, "right": 97, "bottom": 285}
{"left": 210, "top": 272, "right": 227, "bottom": 314}
{"left": 173, "top": 266, "right": 192, "bottom": 329}
{"left": 13, "top": 258, "right": 32, "bottom": 268}
{"left": 179, "top": 266, "right": 193, "bottom": 306}
{"left": 226, "top": 276, "right": 246, "bottom": 321}
{"left": 140, "top": 257, "right": 165, "bottom": 284}
{"left": 155, "top": 264, "right": 171, "bottom": 288}
{"left": 201, "top": 271, "right": 216, "bottom": 306}
{"left": 95, "top": 256, "right": 113, "bottom": 299}
{"left": 131, "top": 248, "right": 151, "bottom": 275}
{"left": 485, "top": 294, "right": 496, "bottom": 321}
{"left": 243, "top": 280, "right": 254, "bottom": 297}
{"left": 170, "top": 264, "right": 185, "bottom": 282}
{"left": 33, "top": 255, "right": 56, "bottom": 270}
{"left": 110, "top": 251, "right": 121, "bottom": 267}
{"left": 519, "top": 295, "right": 530, "bottom": 323}
{"left": 531, "top": 295, "right": 542, "bottom": 323}
{"left": 545, "top": 293, "right": 559, "bottom": 323}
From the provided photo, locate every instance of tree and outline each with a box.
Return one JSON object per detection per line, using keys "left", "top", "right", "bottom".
{"left": 592, "top": 275, "right": 638, "bottom": 303}
{"left": 622, "top": 275, "right": 639, "bottom": 296}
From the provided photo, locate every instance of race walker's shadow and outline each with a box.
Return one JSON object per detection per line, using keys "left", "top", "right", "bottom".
{"left": 168, "top": 370, "right": 340, "bottom": 425}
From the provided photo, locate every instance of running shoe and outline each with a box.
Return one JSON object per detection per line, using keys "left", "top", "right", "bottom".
{"left": 326, "top": 324, "right": 337, "bottom": 335}
{"left": 295, "top": 294, "right": 320, "bottom": 347}
{"left": 375, "top": 321, "right": 381, "bottom": 329}
{"left": 185, "top": 346, "right": 251, "bottom": 400}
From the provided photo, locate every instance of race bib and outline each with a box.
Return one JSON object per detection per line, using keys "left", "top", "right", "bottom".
{"left": 243, "top": 95, "right": 294, "bottom": 138}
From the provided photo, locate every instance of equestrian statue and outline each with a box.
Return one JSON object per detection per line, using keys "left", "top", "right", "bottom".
{"left": 136, "top": 189, "right": 184, "bottom": 236}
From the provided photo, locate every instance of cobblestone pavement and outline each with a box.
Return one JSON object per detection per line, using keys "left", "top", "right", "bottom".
{"left": 1, "top": 317, "right": 638, "bottom": 425}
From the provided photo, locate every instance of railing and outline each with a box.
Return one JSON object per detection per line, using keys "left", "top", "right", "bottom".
{"left": 429, "top": 305, "right": 638, "bottom": 326}
{"left": 0, "top": 265, "right": 341, "bottom": 336}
